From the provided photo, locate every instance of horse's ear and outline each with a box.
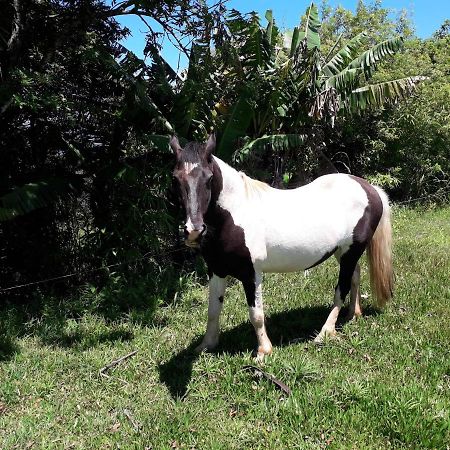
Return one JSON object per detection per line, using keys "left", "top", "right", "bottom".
{"left": 170, "top": 135, "right": 182, "bottom": 157}
{"left": 205, "top": 133, "right": 216, "bottom": 160}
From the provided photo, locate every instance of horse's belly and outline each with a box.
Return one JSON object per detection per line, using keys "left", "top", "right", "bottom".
{"left": 256, "top": 242, "right": 337, "bottom": 273}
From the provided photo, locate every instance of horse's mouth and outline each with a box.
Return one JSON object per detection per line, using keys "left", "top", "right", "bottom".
{"left": 185, "top": 238, "right": 201, "bottom": 249}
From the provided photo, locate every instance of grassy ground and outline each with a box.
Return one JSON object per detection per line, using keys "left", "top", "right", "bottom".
{"left": 1, "top": 207, "right": 449, "bottom": 449}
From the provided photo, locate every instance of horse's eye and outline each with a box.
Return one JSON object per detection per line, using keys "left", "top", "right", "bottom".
{"left": 206, "top": 176, "right": 213, "bottom": 187}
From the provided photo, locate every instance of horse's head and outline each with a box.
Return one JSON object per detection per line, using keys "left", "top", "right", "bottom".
{"left": 171, "top": 134, "right": 216, "bottom": 248}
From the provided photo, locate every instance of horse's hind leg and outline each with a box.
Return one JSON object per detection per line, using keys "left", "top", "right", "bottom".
{"left": 314, "top": 247, "right": 364, "bottom": 342}
{"left": 243, "top": 272, "right": 272, "bottom": 361}
{"left": 195, "top": 274, "right": 226, "bottom": 353}
{"left": 346, "top": 263, "right": 362, "bottom": 321}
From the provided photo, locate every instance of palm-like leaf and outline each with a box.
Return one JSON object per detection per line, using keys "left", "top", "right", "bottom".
{"left": 288, "top": 27, "right": 301, "bottom": 58}
{"left": 265, "top": 10, "right": 274, "bottom": 45}
{"left": 235, "top": 134, "right": 308, "bottom": 162}
{"left": 299, "top": 3, "right": 321, "bottom": 50}
{"left": 322, "top": 32, "right": 367, "bottom": 77}
{"left": 216, "top": 92, "right": 254, "bottom": 161}
{"left": 0, "top": 179, "right": 75, "bottom": 222}
{"left": 227, "top": 11, "right": 273, "bottom": 72}
{"left": 344, "top": 76, "right": 427, "bottom": 112}
{"left": 210, "top": 5, "right": 423, "bottom": 164}
{"left": 348, "top": 37, "right": 404, "bottom": 76}
{"left": 171, "top": 42, "right": 212, "bottom": 137}
{"left": 325, "top": 67, "right": 361, "bottom": 93}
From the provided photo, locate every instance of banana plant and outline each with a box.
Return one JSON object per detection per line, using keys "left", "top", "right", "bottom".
{"left": 212, "top": 2, "right": 425, "bottom": 163}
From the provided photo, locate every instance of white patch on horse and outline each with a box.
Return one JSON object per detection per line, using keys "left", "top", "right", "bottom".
{"left": 183, "top": 162, "right": 199, "bottom": 174}
{"left": 188, "top": 177, "right": 198, "bottom": 213}
{"left": 185, "top": 217, "right": 194, "bottom": 234}
{"left": 195, "top": 275, "right": 226, "bottom": 353}
{"left": 314, "top": 287, "right": 343, "bottom": 342}
{"left": 213, "top": 156, "right": 369, "bottom": 273}
{"left": 254, "top": 285, "right": 263, "bottom": 308}
{"left": 185, "top": 177, "right": 199, "bottom": 234}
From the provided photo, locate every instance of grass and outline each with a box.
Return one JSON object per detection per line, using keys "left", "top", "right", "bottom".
{"left": 1, "top": 206, "right": 449, "bottom": 449}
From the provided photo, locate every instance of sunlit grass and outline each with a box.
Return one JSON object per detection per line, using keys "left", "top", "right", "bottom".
{"left": 1, "top": 206, "right": 449, "bottom": 448}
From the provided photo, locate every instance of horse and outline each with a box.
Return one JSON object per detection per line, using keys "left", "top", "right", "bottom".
{"left": 171, "top": 134, "right": 393, "bottom": 360}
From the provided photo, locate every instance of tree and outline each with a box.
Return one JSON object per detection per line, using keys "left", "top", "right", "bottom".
{"left": 354, "top": 34, "right": 450, "bottom": 199}
{"left": 306, "top": 4, "right": 450, "bottom": 200}
{"left": 195, "top": 3, "right": 424, "bottom": 186}
{"left": 0, "top": 0, "right": 222, "bottom": 295}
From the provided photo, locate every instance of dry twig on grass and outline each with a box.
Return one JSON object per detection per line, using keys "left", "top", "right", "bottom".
{"left": 99, "top": 350, "right": 138, "bottom": 376}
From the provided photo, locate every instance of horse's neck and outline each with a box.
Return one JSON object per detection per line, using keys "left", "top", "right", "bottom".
{"left": 213, "top": 156, "right": 246, "bottom": 207}
{"left": 214, "top": 156, "right": 244, "bottom": 193}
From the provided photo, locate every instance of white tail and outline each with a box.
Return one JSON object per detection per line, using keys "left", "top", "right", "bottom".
{"left": 367, "top": 187, "right": 394, "bottom": 307}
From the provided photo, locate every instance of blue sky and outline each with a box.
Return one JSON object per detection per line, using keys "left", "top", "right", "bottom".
{"left": 115, "top": 0, "right": 450, "bottom": 70}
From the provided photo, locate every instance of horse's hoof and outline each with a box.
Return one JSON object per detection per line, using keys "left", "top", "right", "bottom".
{"left": 313, "top": 334, "right": 324, "bottom": 344}
{"left": 313, "top": 329, "right": 337, "bottom": 344}
{"left": 254, "top": 352, "right": 265, "bottom": 363}
{"left": 194, "top": 341, "right": 218, "bottom": 354}
{"left": 345, "top": 310, "right": 363, "bottom": 322}
{"left": 252, "top": 344, "right": 272, "bottom": 363}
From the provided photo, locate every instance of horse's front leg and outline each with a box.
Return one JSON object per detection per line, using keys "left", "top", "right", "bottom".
{"left": 243, "top": 272, "right": 272, "bottom": 361}
{"left": 195, "top": 274, "right": 226, "bottom": 353}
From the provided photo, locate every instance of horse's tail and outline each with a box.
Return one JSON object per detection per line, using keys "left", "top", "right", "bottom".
{"left": 367, "top": 187, "right": 394, "bottom": 307}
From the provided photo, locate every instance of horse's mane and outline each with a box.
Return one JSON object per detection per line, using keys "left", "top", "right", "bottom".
{"left": 240, "top": 172, "right": 271, "bottom": 198}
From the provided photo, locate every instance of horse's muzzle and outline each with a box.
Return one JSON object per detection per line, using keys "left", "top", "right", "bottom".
{"left": 184, "top": 224, "right": 206, "bottom": 248}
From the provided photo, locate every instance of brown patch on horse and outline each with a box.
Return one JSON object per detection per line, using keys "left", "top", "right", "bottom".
{"left": 349, "top": 176, "right": 383, "bottom": 244}
{"left": 305, "top": 247, "right": 338, "bottom": 270}
{"left": 202, "top": 160, "right": 256, "bottom": 306}
{"left": 336, "top": 176, "right": 384, "bottom": 301}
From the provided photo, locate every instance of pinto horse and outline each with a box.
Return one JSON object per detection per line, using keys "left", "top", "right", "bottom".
{"left": 171, "top": 135, "right": 393, "bottom": 360}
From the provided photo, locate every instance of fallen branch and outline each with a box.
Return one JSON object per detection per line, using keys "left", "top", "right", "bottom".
{"left": 242, "top": 365, "right": 292, "bottom": 397}
{"left": 99, "top": 350, "right": 138, "bottom": 375}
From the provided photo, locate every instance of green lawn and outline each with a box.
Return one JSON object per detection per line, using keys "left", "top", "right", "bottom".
{"left": 1, "top": 207, "right": 449, "bottom": 449}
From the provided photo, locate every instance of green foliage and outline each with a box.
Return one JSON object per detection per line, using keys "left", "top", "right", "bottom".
{"left": 235, "top": 134, "right": 308, "bottom": 163}
{"left": 0, "top": 179, "right": 75, "bottom": 221}
{"left": 0, "top": 0, "right": 219, "bottom": 298}
{"left": 347, "top": 36, "right": 404, "bottom": 73}
{"left": 345, "top": 75, "right": 427, "bottom": 113}
{"left": 205, "top": 2, "right": 423, "bottom": 187}
{"left": 340, "top": 33, "right": 450, "bottom": 199}
{"left": 216, "top": 93, "right": 254, "bottom": 161}
{"left": 300, "top": 3, "right": 321, "bottom": 50}
{"left": 322, "top": 31, "right": 367, "bottom": 76}
{"left": 297, "top": 2, "right": 450, "bottom": 200}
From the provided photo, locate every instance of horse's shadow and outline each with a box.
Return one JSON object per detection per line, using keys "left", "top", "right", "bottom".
{"left": 159, "top": 305, "right": 379, "bottom": 399}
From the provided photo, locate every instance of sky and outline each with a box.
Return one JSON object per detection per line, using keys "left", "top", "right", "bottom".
{"left": 115, "top": 0, "right": 450, "bottom": 70}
